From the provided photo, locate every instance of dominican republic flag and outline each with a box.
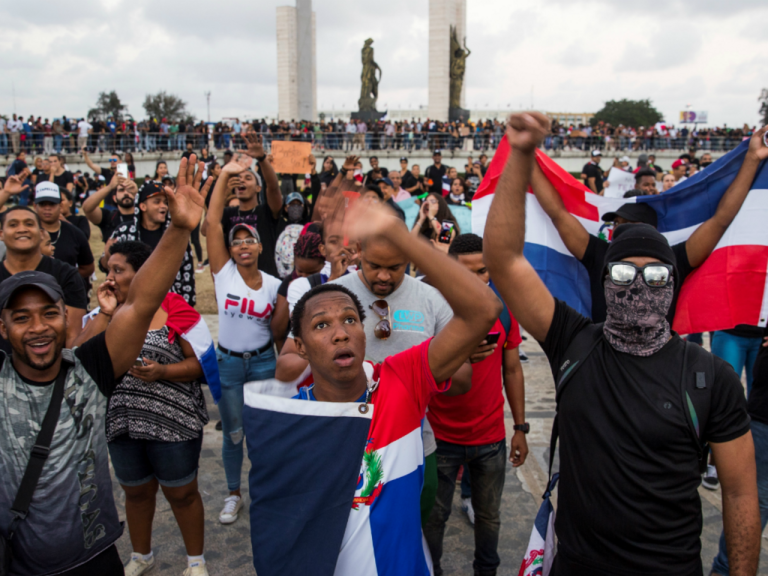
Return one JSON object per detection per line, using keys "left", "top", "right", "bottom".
{"left": 472, "top": 137, "right": 768, "bottom": 334}
{"left": 518, "top": 475, "right": 559, "bottom": 576}
{"left": 243, "top": 391, "right": 372, "bottom": 576}
{"left": 442, "top": 175, "right": 452, "bottom": 197}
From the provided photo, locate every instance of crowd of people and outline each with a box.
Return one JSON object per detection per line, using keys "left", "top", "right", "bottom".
{"left": 0, "top": 112, "right": 751, "bottom": 157}
{"left": 0, "top": 115, "right": 765, "bottom": 576}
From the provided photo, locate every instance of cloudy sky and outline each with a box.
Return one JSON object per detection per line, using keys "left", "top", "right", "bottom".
{"left": 0, "top": 0, "right": 766, "bottom": 126}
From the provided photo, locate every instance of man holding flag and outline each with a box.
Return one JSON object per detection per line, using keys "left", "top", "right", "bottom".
{"left": 484, "top": 112, "right": 760, "bottom": 576}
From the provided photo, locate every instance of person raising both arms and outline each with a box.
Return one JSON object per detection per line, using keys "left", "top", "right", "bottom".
{"left": 0, "top": 157, "right": 207, "bottom": 576}
{"left": 483, "top": 112, "right": 759, "bottom": 576}
{"left": 205, "top": 152, "right": 282, "bottom": 526}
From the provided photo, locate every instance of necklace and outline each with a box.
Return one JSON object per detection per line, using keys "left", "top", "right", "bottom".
{"left": 48, "top": 224, "right": 62, "bottom": 246}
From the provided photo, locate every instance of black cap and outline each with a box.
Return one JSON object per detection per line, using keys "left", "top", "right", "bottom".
{"left": 138, "top": 181, "right": 164, "bottom": 204}
{"left": 601, "top": 203, "right": 658, "bottom": 228}
{"left": 400, "top": 157, "right": 408, "bottom": 162}
{"left": 603, "top": 223, "right": 677, "bottom": 281}
{"left": 433, "top": 149, "right": 442, "bottom": 156}
{"left": 0, "top": 271, "right": 65, "bottom": 312}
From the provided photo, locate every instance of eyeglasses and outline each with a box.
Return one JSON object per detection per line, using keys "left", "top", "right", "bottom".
{"left": 607, "top": 262, "right": 672, "bottom": 288}
{"left": 369, "top": 299, "right": 391, "bottom": 340}
{"left": 231, "top": 238, "right": 259, "bottom": 247}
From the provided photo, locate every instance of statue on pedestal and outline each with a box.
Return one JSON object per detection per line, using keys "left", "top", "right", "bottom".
{"left": 449, "top": 26, "right": 471, "bottom": 122}
{"left": 357, "top": 38, "right": 382, "bottom": 113}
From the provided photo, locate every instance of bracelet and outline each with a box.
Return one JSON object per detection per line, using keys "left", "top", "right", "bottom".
{"left": 340, "top": 167, "right": 349, "bottom": 176}
{"left": 99, "top": 310, "right": 112, "bottom": 319}
{"left": 255, "top": 153, "right": 267, "bottom": 162}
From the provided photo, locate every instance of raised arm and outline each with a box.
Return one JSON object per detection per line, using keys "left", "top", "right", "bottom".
{"left": 82, "top": 150, "right": 102, "bottom": 175}
{"left": 685, "top": 127, "right": 768, "bottom": 268}
{"left": 0, "top": 174, "right": 28, "bottom": 209}
{"left": 345, "top": 202, "right": 500, "bottom": 386}
{"left": 105, "top": 157, "right": 204, "bottom": 378}
{"left": 205, "top": 153, "right": 251, "bottom": 274}
{"left": 82, "top": 173, "right": 120, "bottom": 225}
{"left": 531, "top": 161, "right": 591, "bottom": 260}
{"left": 484, "top": 113, "right": 555, "bottom": 343}
{"left": 241, "top": 131, "right": 281, "bottom": 217}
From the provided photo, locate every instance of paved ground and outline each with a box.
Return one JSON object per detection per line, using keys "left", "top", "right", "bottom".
{"left": 110, "top": 322, "right": 766, "bottom": 575}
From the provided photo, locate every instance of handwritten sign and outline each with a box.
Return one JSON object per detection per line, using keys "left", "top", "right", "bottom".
{"left": 271, "top": 141, "right": 312, "bottom": 174}
{"left": 604, "top": 167, "right": 636, "bottom": 198}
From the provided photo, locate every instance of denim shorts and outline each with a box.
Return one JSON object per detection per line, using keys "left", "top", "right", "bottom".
{"left": 108, "top": 433, "right": 203, "bottom": 488}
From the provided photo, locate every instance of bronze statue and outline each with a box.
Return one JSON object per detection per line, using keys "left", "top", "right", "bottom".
{"left": 358, "top": 38, "right": 382, "bottom": 112}
{"left": 449, "top": 26, "right": 470, "bottom": 110}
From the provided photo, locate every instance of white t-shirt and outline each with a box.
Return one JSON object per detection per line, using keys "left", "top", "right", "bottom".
{"left": 77, "top": 120, "right": 92, "bottom": 138}
{"left": 213, "top": 259, "right": 281, "bottom": 352}
{"left": 7, "top": 119, "right": 22, "bottom": 133}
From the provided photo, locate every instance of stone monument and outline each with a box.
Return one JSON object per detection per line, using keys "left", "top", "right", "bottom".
{"left": 449, "top": 26, "right": 470, "bottom": 123}
{"left": 428, "top": 0, "right": 467, "bottom": 121}
{"left": 352, "top": 38, "right": 386, "bottom": 121}
{"left": 276, "top": 0, "right": 317, "bottom": 121}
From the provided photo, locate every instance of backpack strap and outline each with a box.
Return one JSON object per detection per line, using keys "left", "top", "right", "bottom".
{"left": 680, "top": 340, "right": 715, "bottom": 474}
{"left": 307, "top": 273, "right": 325, "bottom": 289}
{"left": 488, "top": 280, "right": 512, "bottom": 338}
{"left": 547, "top": 323, "right": 604, "bottom": 481}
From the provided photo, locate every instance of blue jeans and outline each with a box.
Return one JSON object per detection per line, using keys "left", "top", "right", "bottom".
{"left": 711, "top": 420, "right": 768, "bottom": 574}
{"left": 216, "top": 345, "right": 276, "bottom": 490}
{"left": 711, "top": 330, "right": 762, "bottom": 394}
{"left": 424, "top": 439, "right": 507, "bottom": 576}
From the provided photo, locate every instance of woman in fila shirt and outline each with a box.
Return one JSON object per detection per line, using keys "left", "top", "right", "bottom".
{"left": 205, "top": 152, "right": 282, "bottom": 526}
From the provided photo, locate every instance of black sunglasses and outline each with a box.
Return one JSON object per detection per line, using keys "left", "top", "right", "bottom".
{"left": 607, "top": 262, "right": 672, "bottom": 287}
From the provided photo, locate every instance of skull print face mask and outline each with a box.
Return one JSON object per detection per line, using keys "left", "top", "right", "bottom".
{"left": 602, "top": 274, "right": 674, "bottom": 356}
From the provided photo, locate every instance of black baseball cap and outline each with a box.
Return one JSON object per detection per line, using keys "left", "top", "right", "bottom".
{"left": 601, "top": 203, "right": 658, "bottom": 228}
{"left": 0, "top": 271, "right": 65, "bottom": 312}
{"left": 433, "top": 149, "right": 442, "bottom": 156}
{"left": 138, "top": 181, "right": 164, "bottom": 203}
{"left": 400, "top": 157, "right": 408, "bottom": 162}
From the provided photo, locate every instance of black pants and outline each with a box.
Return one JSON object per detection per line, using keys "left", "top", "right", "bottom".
{"left": 59, "top": 545, "right": 123, "bottom": 576}
{"left": 191, "top": 222, "right": 203, "bottom": 262}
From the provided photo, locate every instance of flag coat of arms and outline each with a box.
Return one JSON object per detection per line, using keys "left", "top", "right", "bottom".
{"left": 472, "top": 138, "right": 768, "bottom": 334}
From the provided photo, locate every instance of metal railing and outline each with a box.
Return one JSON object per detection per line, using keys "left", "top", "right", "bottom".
{"left": 0, "top": 130, "right": 744, "bottom": 156}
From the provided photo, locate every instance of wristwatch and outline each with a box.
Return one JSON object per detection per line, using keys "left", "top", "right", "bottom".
{"left": 513, "top": 423, "right": 530, "bottom": 434}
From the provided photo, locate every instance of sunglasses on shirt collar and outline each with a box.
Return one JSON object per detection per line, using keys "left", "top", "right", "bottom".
{"left": 369, "top": 299, "right": 391, "bottom": 340}
{"left": 607, "top": 262, "right": 673, "bottom": 288}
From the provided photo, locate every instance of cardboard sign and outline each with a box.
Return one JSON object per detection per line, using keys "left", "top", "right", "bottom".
{"left": 271, "top": 141, "right": 312, "bottom": 174}
{"left": 604, "top": 167, "right": 636, "bottom": 198}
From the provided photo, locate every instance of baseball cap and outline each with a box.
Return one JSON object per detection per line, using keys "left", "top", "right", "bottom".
{"left": 400, "top": 157, "right": 408, "bottom": 163}
{"left": 138, "top": 181, "right": 164, "bottom": 203}
{"left": 671, "top": 159, "right": 686, "bottom": 169}
{"left": 619, "top": 155, "right": 631, "bottom": 164}
{"left": 34, "top": 182, "right": 61, "bottom": 204}
{"left": 0, "top": 271, "right": 65, "bottom": 312}
{"left": 601, "top": 203, "right": 658, "bottom": 228}
{"left": 228, "top": 223, "right": 260, "bottom": 245}
{"left": 591, "top": 150, "right": 602, "bottom": 157}
{"left": 380, "top": 177, "right": 394, "bottom": 188}
{"left": 433, "top": 149, "right": 442, "bottom": 156}
{"left": 285, "top": 192, "right": 304, "bottom": 205}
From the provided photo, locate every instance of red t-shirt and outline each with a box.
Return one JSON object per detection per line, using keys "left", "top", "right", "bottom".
{"left": 427, "top": 312, "right": 522, "bottom": 445}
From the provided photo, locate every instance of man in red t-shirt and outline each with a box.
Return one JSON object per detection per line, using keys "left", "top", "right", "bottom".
{"left": 425, "top": 233, "right": 528, "bottom": 576}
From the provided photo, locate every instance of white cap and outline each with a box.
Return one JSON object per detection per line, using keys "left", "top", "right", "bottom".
{"left": 619, "top": 155, "right": 631, "bottom": 163}
{"left": 34, "top": 181, "right": 61, "bottom": 204}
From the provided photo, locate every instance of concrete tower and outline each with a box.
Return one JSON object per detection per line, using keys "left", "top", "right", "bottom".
{"left": 428, "top": 0, "right": 467, "bottom": 122}
{"left": 277, "top": 1, "right": 317, "bottom": 121}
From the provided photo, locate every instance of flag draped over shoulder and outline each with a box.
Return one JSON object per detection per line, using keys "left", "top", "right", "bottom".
{"left": 472, "top": 138, "right": 768, "bottom": 334}
{"left": 243, "top": 390, "right": 373, "bottom": 576}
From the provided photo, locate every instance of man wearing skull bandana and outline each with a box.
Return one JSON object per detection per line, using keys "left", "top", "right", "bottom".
{"left": 484, "top": 113, "right": 760, "bottom": 576}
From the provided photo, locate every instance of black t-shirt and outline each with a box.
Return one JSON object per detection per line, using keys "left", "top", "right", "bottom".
{"left": 541, "top": 299, "right": 749, "bottom": 575}
{"left": 221, "top": 205, "right": 286, "bottom": 277}
{"left": 748, "top": 326, "right": 768, "bottom": 424}
{"left": 278, "top": 274, "right": 294, "bottom": 298}
{"left": 32, "top": 169, "right": 47, "bottom": 185}
{"left": 365, "top": 167, "right": 389, "bottom": 183}
{"left": 424, "top": 164, "right": 447, "bottom": 193}
{"left": 48, "top": 222, "right": 94, "bottom": 271}
{"left": 582, "top": 161, "right": 604, "bottom": 193}
{"left": 580, "top": 234, "right": 692, "bottom": 324}
{"left": 67, "top": 214, "right": 91, "bottom": 240}
{"left": 401, "top": 170, "right": 417, "bottom": 191}
{"left": 97, "top": 210, "right": 134, "bottom": 242}
{"left": 52, "top": 171, "right": 74, "bottom": 191}
{"left": 2, "top": 332, "right": 117, "bottom": 397}
{"left": 136, "top": 224, "right": 165, "bottom": 251}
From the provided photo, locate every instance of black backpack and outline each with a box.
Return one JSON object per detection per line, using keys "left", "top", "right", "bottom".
{"left": 547, "top": 323, "right": 714, "bottom": 479}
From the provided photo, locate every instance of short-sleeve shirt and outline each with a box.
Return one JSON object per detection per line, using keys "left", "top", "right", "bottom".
{"left": 49, "top": 221, "right": 94, "bottom": 271}
{"left": 52, "top": 170, "right": 74, "bottom": 191}
{"left": 540, "top": 299, "right": 749, "bottom": 575}
{"left": 97, "top": 210, "right": 134, "bottom": 242}
{"left": 582, "top": 161, "right": 604, "bottom": 194}
{"left": 294, "top": 340, "right": 448, "bottom": 575}
{"left": 213, "top": 259, "right": 281, "bottom": 351}
{"left": 221, "top": 205, "right": 287, "bottom": 277}
{"left": 424, "top": 164, "right": 447, "bottom": 193}
{"left": 580, "top": 234, "right": 692, "bottom": 323}
{"left": 428, "top": 307, "right": 521, "bottom": 445}
{"left": 66, "top": 214, "right": 91, "bottom": 240}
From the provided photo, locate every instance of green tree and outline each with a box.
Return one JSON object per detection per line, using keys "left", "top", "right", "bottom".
{"left": 759, "top": 89, "right": 768, "bottom": 125}
{"left": 590, "top": 99, "right": 663, "bottom": 127}
{"left": 88, "top": 90, "right": 128, "bottom": 121}
{"left": 142, "top": 91, "right": 194, "bottom": 123}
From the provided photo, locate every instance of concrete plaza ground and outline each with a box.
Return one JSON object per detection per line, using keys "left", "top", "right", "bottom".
{"left": 110, "top": 320, "right": 767, "bottom": 575}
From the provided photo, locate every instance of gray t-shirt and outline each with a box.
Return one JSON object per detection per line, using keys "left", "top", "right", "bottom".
{"left": 330, "top": 272, "right": 454, "bottom": 455}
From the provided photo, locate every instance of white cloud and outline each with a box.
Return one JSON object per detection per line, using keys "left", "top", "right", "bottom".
{"left": 0, "top": 0, "right": 765, "bottom": 126}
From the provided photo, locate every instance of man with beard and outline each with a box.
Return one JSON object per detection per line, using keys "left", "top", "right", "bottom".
{"left": 0, "top": 159, "right": 206, "bottom": 575}
{"left": 219, "top": 131, "right": 283, "bottom": 277}
{"left": 0, "top": 176, "right": 87, "bottom": 347}
{"left": 100, "top": 178, "right": 199, "bottom": 306}
{"left": 83, "top": 172, "right": 138, "bottom": 241}
{"left": 484, "top": 112, "right": 759, "bottom": 576}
